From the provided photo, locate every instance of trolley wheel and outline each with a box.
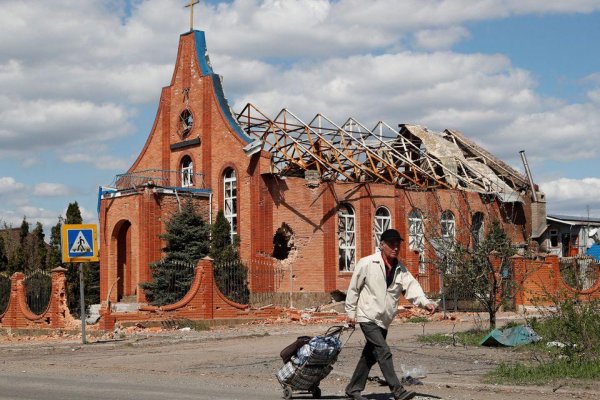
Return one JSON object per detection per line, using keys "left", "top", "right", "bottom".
{"left": 311, "top": 386, "right": 321, "bottom": 399}
{"left": 282, "top": 386, "right": 293, "bottom": 400}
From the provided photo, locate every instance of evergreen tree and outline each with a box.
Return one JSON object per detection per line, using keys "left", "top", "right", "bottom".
{"left": 19, "top": 217, "right": 29, "bottom": 244}
{"left": 0, "top": 236, "right": 8, "bottom": 273}
{"left": 48, "top": 217, "right": 63, "bottom": 268}
{"left": 7, "top": 217, "right": 29, "bottom": 273}
{"left": 210, "top": 210, "right": 249, "bottom": 304}
{"left": 142, "top": 198, "right": 211, "bottom": 306}
{"left": 30, "top": 222, "right": 48, "bottom": 271}
{"left": 66, "top": 202, "right": 83, "bottom": 224}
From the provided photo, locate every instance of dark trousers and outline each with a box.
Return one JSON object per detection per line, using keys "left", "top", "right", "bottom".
{"left": 345, "top": 322, "right": 402, "bottom": 395}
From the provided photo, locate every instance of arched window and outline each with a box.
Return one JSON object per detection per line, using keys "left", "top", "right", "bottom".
{"left": 338, "top": 204, "right": 356, "bottom": 271}
{"left": 223, "top": 169, "right": 237, "bottom": 240}
{"left": 181, "top": 156, "right": 193, "bottom": 187}
{"left": 471, "top": 212, "right": 485, "bottom": 247}
{"left": 408, "top": 208, "right": 424, "bottom": 252}
{"left": 374, "top": 206, "right": 392, "bottom": 250}
{"left": 440, "top": 210, "right": 455, "bottom": 242}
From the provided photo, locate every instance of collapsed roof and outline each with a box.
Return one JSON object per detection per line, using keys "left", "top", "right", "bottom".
{"left": 236, "top": 103, "right": 528, "bottom": 202}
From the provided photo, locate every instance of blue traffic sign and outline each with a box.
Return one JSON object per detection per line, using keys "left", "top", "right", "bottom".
{"left": 61, "top": 224, "right": 99, "bottom": 262}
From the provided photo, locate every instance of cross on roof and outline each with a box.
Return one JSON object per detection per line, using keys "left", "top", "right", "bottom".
{"left": 185, "top": 0, "right": 200, "bottom": 31}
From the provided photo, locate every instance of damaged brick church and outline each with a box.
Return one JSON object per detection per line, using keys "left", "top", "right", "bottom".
{"left": 98, "top": 27, "right": 547, "bottom": 308}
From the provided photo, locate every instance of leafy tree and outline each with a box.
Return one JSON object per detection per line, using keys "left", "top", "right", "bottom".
{"left": 442, "top": 220, "right": 515, "bottom": 328}
{"left": 142, "top": 198, "right": 211, "bottom": 306}
{"left": 210, "top": 210, "right": 249, "bottom": 304}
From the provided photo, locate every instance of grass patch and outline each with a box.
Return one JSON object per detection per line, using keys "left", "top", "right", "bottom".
{"left": 418, "top": 329, "right": 487, "bottom": 346}
{"left": 486, "top": 359, "right": 600, "bottom": 385}
{"left": 406, "top": 316, "right": 429, "bottom": 324}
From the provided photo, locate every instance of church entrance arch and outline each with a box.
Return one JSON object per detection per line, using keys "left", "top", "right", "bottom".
{"left": 113, "top": 220, "right": 132, "bottom": 302}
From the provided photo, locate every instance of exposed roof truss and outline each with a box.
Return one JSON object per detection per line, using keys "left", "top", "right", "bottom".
{"left": 236, "top": 103, "right": 526, "bottom": 199}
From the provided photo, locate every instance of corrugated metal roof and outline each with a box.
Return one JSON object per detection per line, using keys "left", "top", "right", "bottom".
{"left": 548, "top": 214, "right": 600, "bottom": 225}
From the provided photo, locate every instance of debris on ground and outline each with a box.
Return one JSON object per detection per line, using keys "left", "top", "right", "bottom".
{"left": 480, "top": 324, "right": 541, "bottom": 347}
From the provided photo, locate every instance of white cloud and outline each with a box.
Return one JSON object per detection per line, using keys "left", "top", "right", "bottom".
{"left": 33, "top": 183, "right": 72, "bottom": 197}
{"left": 413, "top": 26, "right": 471, "bottom": 50}
{"left": 0, "top": 176, "right": 26, "bottom": 195}
{"left": 0, "top": 0, "right": 599, "bottom": 228}
{"left": 60, "top": 152, "right": 132, "bottom": 171}
{"left": 0, "top": 205, "right": 61, "bottom": 231}
{"left": 0, "top": 96, "right": 133, "bottom": 153}
{"left": 541, "top": 177, "right": 600, "bottom": 216}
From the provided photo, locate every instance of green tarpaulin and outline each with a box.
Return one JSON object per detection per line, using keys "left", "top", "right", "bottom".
{"left": 480, "top": 325, "right": 541, "bottom": 347}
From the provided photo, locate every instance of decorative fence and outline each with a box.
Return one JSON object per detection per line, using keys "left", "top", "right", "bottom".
{"left": 144, "top": 259, "right": 196, "bottom": 306}
{"left": 559, "top": 255, "right": 599, "bottom": 291}
{"left": 213, "top": 259, "right": 250, "bottom": 305}
{"left": 247, "top": 258, "right": 285, "bottom": 307}
{"left": 24, "top": 269, "right": 52, "bottom": 315}
{"left": 0, "top": 267, "right": 70, "bottom": 329}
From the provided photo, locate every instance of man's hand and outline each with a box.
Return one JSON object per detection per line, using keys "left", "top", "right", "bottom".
{"left": 425, "top": 302, "right": 437, "bottom": 315}
{"left": 346, "top": 317, "right": 356, "bottom": 328}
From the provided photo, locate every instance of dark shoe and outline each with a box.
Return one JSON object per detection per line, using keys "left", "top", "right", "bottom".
{"left": 393, "top": 388, "right": 416, "bottom": 400}
{"left": 345, "top": 391, "right": 368, "bottom": 400}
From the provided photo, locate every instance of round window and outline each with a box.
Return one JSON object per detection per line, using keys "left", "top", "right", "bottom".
{"left": 179, "top": 109, "right": 193, "bottom": 138}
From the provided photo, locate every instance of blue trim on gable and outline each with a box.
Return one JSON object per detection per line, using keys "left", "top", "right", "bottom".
{"left": 192, "top": 30, "right": 214, "bottom": 76}
{"left": 210, "top": 74, "right": 251, "bottom": 143}
{"left": 190, "top": 30, "right": 251, "bottom": 144}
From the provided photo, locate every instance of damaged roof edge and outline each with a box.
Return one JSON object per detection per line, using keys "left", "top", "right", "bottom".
{"left": 444, "top": 129, "right": 529, "bottom": 186}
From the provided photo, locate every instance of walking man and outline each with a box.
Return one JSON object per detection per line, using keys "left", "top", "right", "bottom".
{"left": 345, "top": 229, "right": 436, "bottom": 400}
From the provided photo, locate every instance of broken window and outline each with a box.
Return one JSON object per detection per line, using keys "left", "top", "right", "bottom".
{"left": 273, "top": 223, "right": 294, "bottom": 260}
{"left": 549, "top": 229, "right": 559, "bottom": 248}
{"left": 179, "top": 109, "right": 193, "bottom": 138}
{"left": 338, "top": 203, "right": 356, "bottom": 271}
{"left": 223, "top": 168, "right": 237, "bottom": 241}
{"left": 440, "top": 210, "right": 455, "bottom": 242}
{"left": 418, "top": 252, "right": 426, "bottom": 275}
{"left": 374, "top": 206, "right": 392, "bottom": 251}
{"left": 408, "top": 208, "right": 424, "bottom": 252}
{"left": 181, "top": 156, "right": 193, "bottom": 187}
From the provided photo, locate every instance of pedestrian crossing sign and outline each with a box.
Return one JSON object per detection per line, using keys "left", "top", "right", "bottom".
{"left": 61, "top": 224, "right": 99, "bottom": 262}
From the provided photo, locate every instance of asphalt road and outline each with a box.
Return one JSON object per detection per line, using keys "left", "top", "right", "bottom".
{"left": 0, "top": 321, "right": 598, "bottom": 400}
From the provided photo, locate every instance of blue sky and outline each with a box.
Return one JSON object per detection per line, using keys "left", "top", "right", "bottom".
{"left": 1, "top": 0, "right": 600, "bottom": 235}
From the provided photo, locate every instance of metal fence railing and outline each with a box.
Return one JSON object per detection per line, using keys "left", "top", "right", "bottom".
{"left": 559, "top": 255, "right": 599, "bottom": 291}
{"left": 24, "top": 269, "right": 52, "bottom": 315}
{"left": 145, "top": 259, "right": 196, "bottom": 306}
{"left": 213, "top": 259, "right": 250, "bottom": 305}
{"left": 249, "top": 258, "right": 285, "bottom": 307}
{"left": 112, "top": 169, "right": 206, "bottom": 190}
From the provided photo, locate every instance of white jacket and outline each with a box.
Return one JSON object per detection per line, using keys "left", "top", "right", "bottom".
{"left": 345, "top": 253, "right": 433, "bottom": 329}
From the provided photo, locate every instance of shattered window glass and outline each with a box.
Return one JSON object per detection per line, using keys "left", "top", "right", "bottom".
{"left": 374, "top": 206, "right": 392, "bottom": 251}
{"left": 224, "top": 169, "right": 237, "bottom": 241}
{"left": 338, "top": 204, "right": 356, "bottom": 271}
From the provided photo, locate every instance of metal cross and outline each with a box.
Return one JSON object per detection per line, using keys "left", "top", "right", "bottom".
{"left": 185, "top": 0, "right": 200, "bottom": 31}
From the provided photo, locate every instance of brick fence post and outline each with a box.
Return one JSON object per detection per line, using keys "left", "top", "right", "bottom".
{"left": 9, "top": 272, "right": 26, "bottom": 328}
{"left": 198, "top": 257, "right": 214, "bottom": 319}
{"left": 49, "top": 267, "right": 69, "bottom": 329}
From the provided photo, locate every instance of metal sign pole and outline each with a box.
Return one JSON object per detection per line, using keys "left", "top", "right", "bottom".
{"left": 79, "top": 262, "right": 87, "bottom": 344}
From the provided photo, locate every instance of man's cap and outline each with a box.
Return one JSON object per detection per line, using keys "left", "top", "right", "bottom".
{"left": 380, "top": 229, "right": 403, "bottom": 243}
